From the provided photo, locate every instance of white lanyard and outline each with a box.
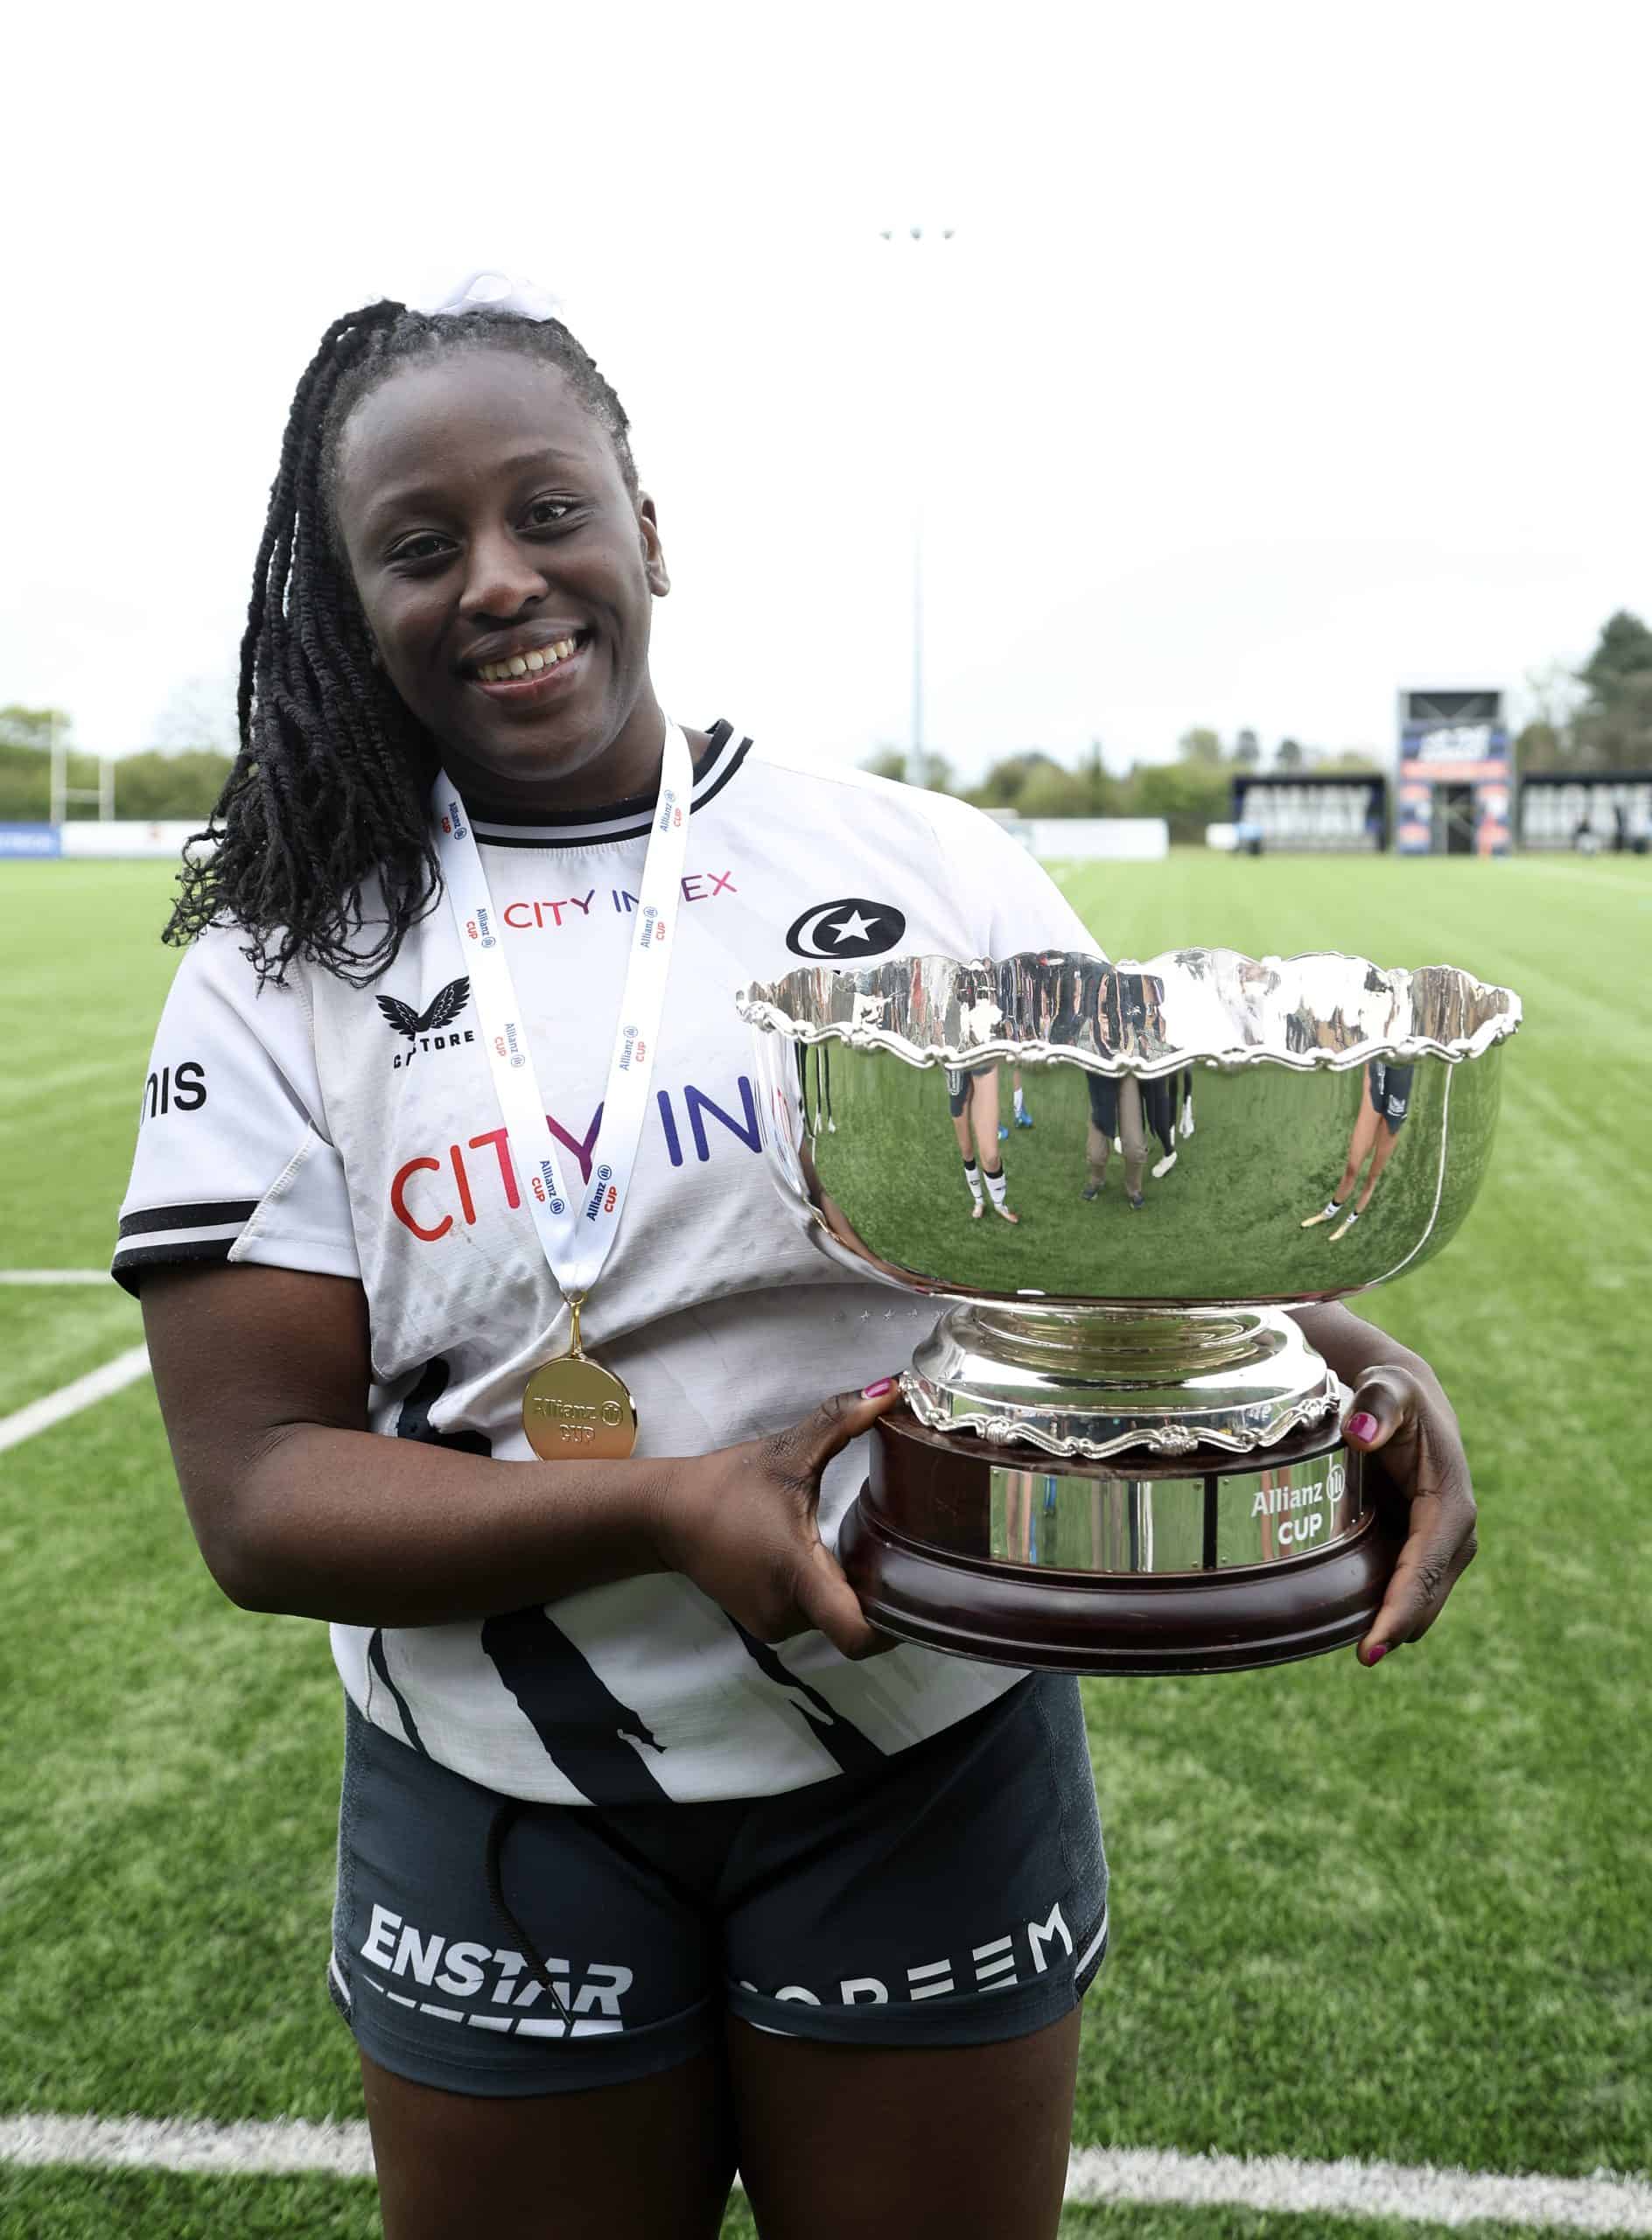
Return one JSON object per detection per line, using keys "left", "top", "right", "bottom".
{"left": 431, "top": 720, "right": 693, "bottom": 1308}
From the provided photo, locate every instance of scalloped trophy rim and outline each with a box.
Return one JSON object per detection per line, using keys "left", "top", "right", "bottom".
{"left": 737, "top": 946, "right": 1522, "bottom": 1078}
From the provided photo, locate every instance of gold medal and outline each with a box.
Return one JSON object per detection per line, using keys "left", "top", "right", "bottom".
{"left": 522, "top": 1294, "right": 637, "bottom": 1461}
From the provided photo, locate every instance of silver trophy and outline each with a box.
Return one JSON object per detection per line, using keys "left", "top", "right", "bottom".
{"left": 739, "top": 949, "right": 1520, "bottom": 1673}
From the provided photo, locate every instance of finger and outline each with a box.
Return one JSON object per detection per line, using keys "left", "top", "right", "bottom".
{"left": 792, "top": 1536, "right": 886, "bottom": 1661}
{"left": 1343, "top": 1364, "right": 1426, "bottom": 1479}
{"left": 775, "top": 1377, "right": 905, "bottom": 1481}
{"left": 1358, "top": 1489, "right": 1478, "bottom": 1662}
{"left": 1347, "top": 1365, "right": 1468, "bottom": 1492}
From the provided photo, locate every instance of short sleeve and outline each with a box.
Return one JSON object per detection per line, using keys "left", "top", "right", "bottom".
{"left": 111, "top": 928, "right": 360, "bottom": 1297}
{"left": 920, "top": 793, "right": 1108, "bottom": 962}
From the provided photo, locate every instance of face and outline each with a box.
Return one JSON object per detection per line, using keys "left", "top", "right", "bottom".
{"left": 332, "top": 348, "right": 670, "bottom": 810}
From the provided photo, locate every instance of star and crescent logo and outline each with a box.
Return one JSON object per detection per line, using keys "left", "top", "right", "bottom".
{"left": 785, "top": 897, "right": 907, "bottom": 961}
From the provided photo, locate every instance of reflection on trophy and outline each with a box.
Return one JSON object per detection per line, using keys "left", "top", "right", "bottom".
{"left": 739, "top": 948, "right": 1521, "bottom": 1675}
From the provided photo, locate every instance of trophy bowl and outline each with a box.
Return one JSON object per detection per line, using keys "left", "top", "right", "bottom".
{"left": 738, "top": 948, "right": 1520, "bottom": 1675}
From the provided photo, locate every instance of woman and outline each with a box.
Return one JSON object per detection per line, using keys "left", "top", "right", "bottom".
{"left": 116, "top": 284, "right": 1477, "bottom": 2240}
{"left": 1302, "top": 1060, "right": 1416, "bottom": 1241}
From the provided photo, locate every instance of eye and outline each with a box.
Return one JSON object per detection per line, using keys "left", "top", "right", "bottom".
{"left": 524, "top": 496, "right": 577, "bottom": 529}
{"left": 387, "top": 532, "right": 452, "bottom": 567}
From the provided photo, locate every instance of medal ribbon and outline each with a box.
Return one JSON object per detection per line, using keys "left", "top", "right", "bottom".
{"left": 431, "top": 720, "right": 693, "bottom": 1308}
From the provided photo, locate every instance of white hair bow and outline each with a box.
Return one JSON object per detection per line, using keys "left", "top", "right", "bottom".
{"left": 418, "top": 270, "right": 562, "bottom": 322}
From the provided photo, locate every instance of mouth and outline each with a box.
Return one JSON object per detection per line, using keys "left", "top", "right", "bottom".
{"left": 465, "top": 630, "right": 593, "bottom": 704}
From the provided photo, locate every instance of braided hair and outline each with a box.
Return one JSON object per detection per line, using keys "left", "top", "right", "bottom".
{"left": 164, "top": 301, "right": 639, "bottom": 986}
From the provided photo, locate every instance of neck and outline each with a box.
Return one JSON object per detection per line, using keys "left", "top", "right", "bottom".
{"left": 442, "top": 692, "right": 696, "bottom": 821}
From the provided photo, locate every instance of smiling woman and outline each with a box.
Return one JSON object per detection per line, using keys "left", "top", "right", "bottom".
{"left": 116, "top": 280, "right": 1475, "bottom": 2240}
{"left": 165, "top": 298, "right": 664, "bottom": 986}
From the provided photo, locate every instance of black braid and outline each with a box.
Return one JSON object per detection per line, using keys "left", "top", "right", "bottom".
{"left": 165, "top": 299, "right": 640, "bottom": 987}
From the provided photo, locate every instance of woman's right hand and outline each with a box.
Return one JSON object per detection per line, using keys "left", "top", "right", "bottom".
{"left": 654, "top": 1381, "right": 903, "bottom": 1660}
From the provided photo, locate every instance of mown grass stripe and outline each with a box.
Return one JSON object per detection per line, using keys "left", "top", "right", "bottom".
{"left": 3, "top": 2119, "right": 1649, "bottom": 2231}
{"left": 0, "top": 1345, "right": 150, "bottom": 1454}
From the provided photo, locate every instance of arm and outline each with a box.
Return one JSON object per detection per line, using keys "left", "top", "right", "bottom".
{"left": 1289, "top": 1302, "right": 1477, "bottom": 1667}
{"left": 142, "top": 1261, "right": 894, "bottom": 1654}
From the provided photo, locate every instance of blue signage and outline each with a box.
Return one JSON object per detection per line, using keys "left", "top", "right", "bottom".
{"left": 0, "top": 823, "right": 61, "bottom": 859}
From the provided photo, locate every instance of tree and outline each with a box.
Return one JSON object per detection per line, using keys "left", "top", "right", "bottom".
{"left": 1016, "top": 762, "right": 1094, "bottom": 818}
{"left": 1513, "top": 719, "right": 1564, "bottom": 772}
{"left": 0, "top": 706, "right": 94, "bottom": 821}
{"left": 1177, "top": 726, "right": 1223, "bottom": 766}
{"left": 1130, "top": 760, "right": 1229, "bottom": 844}
{"left": 112, "top": 749, "right": 234, "bottom": 819}
{"left": 1571, "top": 610, "right": 1652, "bottom": 770}
{"left": 968, "top": 750, "right": 1066, "bottom": 809}
{"left": 1520, "top": 658, "right": 1585, "bottom": 737}
{"left": 1081, "top": 738, "right": 1120, "bottom": 815}
{"left": 1276, "top": 737, "right": 1305, "bottom": 770}
{"left": 1577, "top": 610, "right": 1652, "bottom": 703}
{"left": 1233, "top": 728, "right": 1261, "bottom": 766}
{"left": 859, "top": 745, "right": 954, "bottom": 791}
{"left": 0, "top": 704, "right": 73, "bottom": 753}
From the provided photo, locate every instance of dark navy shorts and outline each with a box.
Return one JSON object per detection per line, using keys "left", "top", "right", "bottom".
{"left": 329, "top": 1673, "right": 1108, "bottom": 2096}
{"left": 1368, "top": 1059, "right": 1415, "bottom": 1131}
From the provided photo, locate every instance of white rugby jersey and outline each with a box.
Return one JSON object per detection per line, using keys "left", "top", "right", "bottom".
{"left": 116, "top": 723, "right": 1102, "bottom": 1806}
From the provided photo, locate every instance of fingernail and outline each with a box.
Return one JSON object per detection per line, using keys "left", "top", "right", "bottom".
{"left": 1348, "top": 1411, "right": 1379, "bottom": 1443}
{"left": 1365, "top": 1642, "right": 1389, "bottom": 1666}
{"left": 862, "top": 1378, "right": 894, "bottom": 1399}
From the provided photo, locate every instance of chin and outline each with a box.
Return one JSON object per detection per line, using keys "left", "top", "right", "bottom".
{"left": 458, "top": 726, "right": 610, "bottom": 793}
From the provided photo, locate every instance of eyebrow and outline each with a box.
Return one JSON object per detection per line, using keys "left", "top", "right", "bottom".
{"left": 357, "top": 447, "right": 596, "bottom": 532}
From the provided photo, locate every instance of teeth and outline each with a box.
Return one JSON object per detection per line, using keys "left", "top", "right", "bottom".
{"left": 475, "top": 636, "right": 581, "bottom": 683}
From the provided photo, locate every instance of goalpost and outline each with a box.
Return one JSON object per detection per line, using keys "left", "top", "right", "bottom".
{"left": 47, "top": 713, "right": 113, "bottom": 824}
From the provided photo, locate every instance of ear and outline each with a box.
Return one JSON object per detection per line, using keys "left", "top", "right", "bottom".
{"left": 639, "top": 494, "right": 669, "bottom": 598}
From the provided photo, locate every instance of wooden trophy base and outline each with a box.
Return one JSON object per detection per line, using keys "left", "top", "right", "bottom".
{"left": 838, "top": 1405, "right": 1404, "bottom": 1676}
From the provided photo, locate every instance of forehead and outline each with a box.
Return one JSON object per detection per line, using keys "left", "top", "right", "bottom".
{"left": 334, "top": 348, "right": 614, "bottom": 527}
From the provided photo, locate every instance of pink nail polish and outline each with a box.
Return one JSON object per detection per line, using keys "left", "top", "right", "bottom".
{"left": 1348, "top": 1411, "right": 1379, "bottom": 1443}
{"left": 862, "top": 1378, "right": 894, "bottom": 1399}
{"left": 1365, "top": 1642, "right": 1389, "bottom": 1666}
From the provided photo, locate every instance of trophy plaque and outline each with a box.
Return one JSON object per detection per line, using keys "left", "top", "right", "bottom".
{"left": 739, "top": 949, "right": 1519, "bottom": 1675}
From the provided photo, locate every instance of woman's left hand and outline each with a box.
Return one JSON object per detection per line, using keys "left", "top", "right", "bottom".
{"left": 1290, "top": 1307, "right": 1478, "bottom": 1669}
{"left": 1344, "top": 1363, "right": 1477, "bottom": 1666}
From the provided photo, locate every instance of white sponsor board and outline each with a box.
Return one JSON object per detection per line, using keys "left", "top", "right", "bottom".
{"left": 60, "top": 820, "right": 209, "bottom": 860}
{"left": 1026, "top": 818, "right": 1168, "bottom": 861}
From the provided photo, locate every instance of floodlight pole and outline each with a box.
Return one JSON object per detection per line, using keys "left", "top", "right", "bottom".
{"left": 879, "top": 224, "right": 955, "bottom": 788}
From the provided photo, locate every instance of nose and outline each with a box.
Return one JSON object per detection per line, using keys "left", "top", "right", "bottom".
{"left": 458, "top": 525, "right": 549, "bottom": 620}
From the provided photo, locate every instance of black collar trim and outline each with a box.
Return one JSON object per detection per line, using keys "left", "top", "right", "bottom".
{"left": 466, "top": 720, "right": 751, "bottom": 850}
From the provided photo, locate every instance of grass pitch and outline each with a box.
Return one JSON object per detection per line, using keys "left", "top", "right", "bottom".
{"left": 2, "top": 849, "right": 1648, "bottom": 2236}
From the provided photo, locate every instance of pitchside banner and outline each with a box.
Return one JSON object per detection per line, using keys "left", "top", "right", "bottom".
{"left": 1230, "top": 776, "right": 1387, "bottom": 851}
{"left": 0, "top": 822, "right": 62, "bottom": 858}
{"left": 1518, "top": 774, "right": 1652, "bottom": 850}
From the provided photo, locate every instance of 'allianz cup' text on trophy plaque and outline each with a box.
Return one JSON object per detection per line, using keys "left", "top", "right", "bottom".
{"left": 738, "top": 949, "right": 1520, "bottom": 1675}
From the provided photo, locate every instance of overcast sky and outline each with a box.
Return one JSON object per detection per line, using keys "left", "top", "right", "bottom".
{"left": 3, "top": 0, "right": 1648, "bottom": 783}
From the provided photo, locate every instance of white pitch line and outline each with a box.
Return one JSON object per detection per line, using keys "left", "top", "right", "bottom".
{"left": 1066, "top": 2146, "right": 1652, "bottom": 2233}
{"left": 0, "top": 1345, "right": 151, "bottom": 1455}
{"left": 0, "top": 2114, "right": 374, "bottom": 2181}
{"left": 0, "top": 1270, "right": 111, "bottom": 1285}
{"left": 2, "top": 2118, "right": 1650, "bottom": 2231}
